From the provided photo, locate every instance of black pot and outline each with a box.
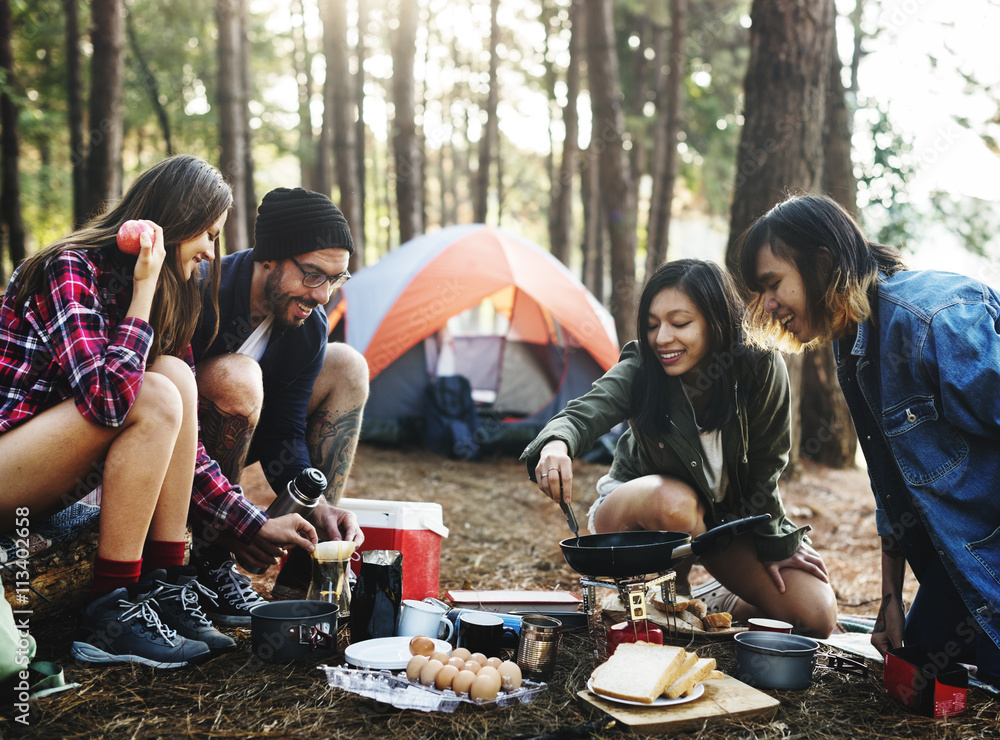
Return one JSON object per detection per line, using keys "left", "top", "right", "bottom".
{"left": 250, "top": 600, "right": 338, "bottom": 663}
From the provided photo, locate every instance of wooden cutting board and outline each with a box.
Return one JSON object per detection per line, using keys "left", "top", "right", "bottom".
{"left": 577, "top": 675, "right": 779, "bottom": 731}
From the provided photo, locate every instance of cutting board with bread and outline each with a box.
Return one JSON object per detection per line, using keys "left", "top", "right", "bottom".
{"left": 579, "top": 641, "right": 779, "bottom": 731}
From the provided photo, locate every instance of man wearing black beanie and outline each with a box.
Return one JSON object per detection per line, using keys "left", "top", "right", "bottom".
{"left": 188, "top": 187, "right": 369, "bottom": 624}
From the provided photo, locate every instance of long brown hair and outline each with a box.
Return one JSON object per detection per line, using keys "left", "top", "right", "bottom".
{"left": 735, "top": 194, "right": 905, "bottom": 352}
{"left": 11, "top": 155, "right": 233, "bottom": 358}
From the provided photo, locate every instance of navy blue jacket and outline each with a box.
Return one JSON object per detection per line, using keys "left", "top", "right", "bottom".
{"left": 192, "top": 249, "right": 328, "bottom": 495}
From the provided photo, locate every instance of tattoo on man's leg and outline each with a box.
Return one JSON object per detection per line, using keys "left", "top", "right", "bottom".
{"left": 199, "top": 395, "right": 255, "bottom": 484}
{"left": 308, "top": 406, "right": 362, "bottom": 504}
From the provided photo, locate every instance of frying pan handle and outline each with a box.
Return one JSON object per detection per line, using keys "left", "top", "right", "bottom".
{"left": 689, "top": 514, "right": 772, "bottom": 557}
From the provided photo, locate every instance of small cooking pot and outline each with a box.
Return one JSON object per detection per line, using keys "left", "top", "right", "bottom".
{"left": 250, "top": 600, "right": 338, "bottom": 663}
{"left": 734, "top": 631, "right": 868, "bottom": 689}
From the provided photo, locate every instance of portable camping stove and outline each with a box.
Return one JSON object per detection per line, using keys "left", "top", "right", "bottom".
{"left": 579, "top": 571, "right": 679, "bottom": 661}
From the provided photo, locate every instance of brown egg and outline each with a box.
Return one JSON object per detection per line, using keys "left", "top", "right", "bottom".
{"left": 430, "top": 650, "right": 451, "bottom": 665}
{"left": 447, "top": 656, "right": 466, "bottom": 670}
{"left": 450, "top": 647, "right": 472, "bottom": 662}
{"left": 498, "top": 660, "right": 522, "bottom": 691}
{"left": 471, "top": 652, "right": 489, "bottom": 666}
{"left": 419, "top": 658, "right": 444, "bottom": 686}
{"left": 476, "top": 665, "right": 502, "bottom": 693}
{"left": 463, "top": 660, "right": 481, "bottom": 674}
{"left": 408, "top": 635, "right": 435, "bottom": 657}
{"left": 451, "top": 669, "right": 477, "bottom": 697}
{"left": 469, "top": 672, "right": 500, "bottom": 702}
{"left": 485, "top": 656, "right": 503, "bottom": 670}
{"left": 405, "top": 654, "right": 428, "bottom": 681}
{"left": 435, "top": 664, "right": 460, "bottom": 691}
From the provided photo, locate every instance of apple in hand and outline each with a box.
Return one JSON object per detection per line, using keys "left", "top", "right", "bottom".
{"left": 116, "top": 220, "right": 156, "bottom": 255}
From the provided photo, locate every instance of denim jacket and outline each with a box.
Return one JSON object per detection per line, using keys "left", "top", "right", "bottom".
{"left": 834, "top": 269, "right": 1000, "bottom": 652}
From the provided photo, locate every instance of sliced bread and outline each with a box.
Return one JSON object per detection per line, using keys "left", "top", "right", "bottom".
{"left": 664, "top": 656, "right": 717, "bottom": 699}
{"left": 590, "top": 642, "right": 687, "bottom": 704}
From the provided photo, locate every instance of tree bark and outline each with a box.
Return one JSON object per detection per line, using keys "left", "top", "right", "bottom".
{"left": 391, "top": 0, "right": 422, "bottom": 245}
{"left": 325, "top": 0, "right": 363, "bottom": 269}
{"left": 355, "top": 0, "right": 368, "bottom": 242}
{"left": 550, "top": 0, "right": 582, "bottom": 267}
{"left": 474, "top": 0, "right": 499, "bottom": 225}
{"left": 84, "top": 0, "right": 125, "bottom": 221}
{"left": 64, "top": 0, "right": 87, "bottom": 228}
{"left": 240, "top": 5, "right": 256, "bottom": 242}
{"left": 646, "top": 0, "right": 686, "bottom": 276}
{"left": 125, "top": 8, "right": 173, "bottom": 155}
{"left": 291, "top": 0, "right": 316, "bottom": 191}
{"left": 217, "top": 0, "right": 249, "bottom": 252}
{"left": 725, "top": 0, "right": 836, "bottom": 477}
{"left": 801, "top": 16, "right": 858, "bottom": 469}
{"left": 0, "top": 0, "right": 23, "bottom": 277}
{"left": 586, "top": 0, "right": 637, "bottom": 345}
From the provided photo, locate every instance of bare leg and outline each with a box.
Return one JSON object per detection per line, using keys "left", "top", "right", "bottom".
{"left": 698, "top": 534, "right": 838, "bottom": 637}
{"left": 144, "top": 356, "right": 199, "bottom": 543}
{"left": 305, "top": 343, "right": 368, "bottom": 504}
{"left": 195, "top": 353, "right": 263, "bottom": 484}
{"left": 0, "top": 372, "right": 185, "bottom": 562}
{"left": 591, "top": 476, "right": 706, "bottom": 593}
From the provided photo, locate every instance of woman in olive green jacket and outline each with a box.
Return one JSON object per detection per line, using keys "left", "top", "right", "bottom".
{"left": 521, "top": 259, "right": 836, "bottom": 637}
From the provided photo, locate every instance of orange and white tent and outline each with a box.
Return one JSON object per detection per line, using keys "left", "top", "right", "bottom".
{"left": 328, "top": 224, "right": 620, "bottom": 444}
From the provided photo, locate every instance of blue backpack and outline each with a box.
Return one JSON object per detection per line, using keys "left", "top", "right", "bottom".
{"left": 424, "top": 375, "right": 480, "bottom": 461}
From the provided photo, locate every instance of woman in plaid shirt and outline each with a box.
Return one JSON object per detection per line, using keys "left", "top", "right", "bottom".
{"left": 0, "top": 155, "right": 317, "bottom": 668}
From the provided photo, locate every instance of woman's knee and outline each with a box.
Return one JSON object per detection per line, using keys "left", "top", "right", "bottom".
{"left": 779, "top": 580, "right": 838, "bottom": 638}
{"left": 196, "top": 353, "right": 263, "bottom": 417}
{"left": 650, "top": 481, "right": 703, "bottom": 533}
{"left": 148, "top": 355, "right": 198, "bottom": 407}
{"left": 130, "top": 372, "right": 184, "bottom": 435}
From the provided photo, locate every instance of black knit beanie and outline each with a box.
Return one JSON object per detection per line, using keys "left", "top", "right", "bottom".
{"left": 253, "top": 187, "right": 355, "bottom": 261}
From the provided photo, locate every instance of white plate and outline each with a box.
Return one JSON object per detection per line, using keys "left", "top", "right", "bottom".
{"left": 586, "top": 677, "right": 705, "bottom": 707}
{"left": 344, "top": 636, "right": 453, "bottom": 670}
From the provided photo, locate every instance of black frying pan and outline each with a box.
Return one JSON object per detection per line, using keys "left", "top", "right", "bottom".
{"left": 560, "top": 513, "right": 771, "bottom": 578}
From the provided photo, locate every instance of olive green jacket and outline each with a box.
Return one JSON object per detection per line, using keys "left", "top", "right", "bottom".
{"left": 520, "top": 341, "right": 808, "bottom": 562}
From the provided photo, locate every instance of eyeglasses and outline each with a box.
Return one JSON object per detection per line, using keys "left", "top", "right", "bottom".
{"left": 289, "top": 257, "right": 350, "bottom": 290}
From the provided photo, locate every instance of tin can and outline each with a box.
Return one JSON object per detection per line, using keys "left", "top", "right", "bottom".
{"left": 515, "top": 614, "right": 562, "bottom": 681}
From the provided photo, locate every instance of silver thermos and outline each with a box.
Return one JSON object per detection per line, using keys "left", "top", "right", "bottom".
{"left": 244, "top": 468, "right": 326, "bottom": 574}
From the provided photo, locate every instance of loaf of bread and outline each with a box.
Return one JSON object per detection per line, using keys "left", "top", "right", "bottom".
{"left": 665, "top": 657, "right": 717, "bottom": 699}
{"left": 702, "top": 612, "right": 732, "bottom": 630}
{"left": 590, "top": 642, "right": 686, "bottom": 704}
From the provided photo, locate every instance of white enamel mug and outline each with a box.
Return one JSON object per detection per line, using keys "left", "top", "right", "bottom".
{"left": 395, "top": 598, "right": 455, "bottom": 641}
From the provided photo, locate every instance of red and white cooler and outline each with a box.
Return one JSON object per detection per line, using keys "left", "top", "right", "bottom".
{"left": 341, "top": 498, "right": 449, "bottom": 601}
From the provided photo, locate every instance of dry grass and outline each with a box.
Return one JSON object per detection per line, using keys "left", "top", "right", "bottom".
{"left": 6, "top": 445, "right": 1000, "bottom": 738}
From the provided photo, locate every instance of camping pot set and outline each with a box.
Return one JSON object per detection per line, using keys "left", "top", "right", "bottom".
{"left": 250, "top": 600, "right": 338, "bottom": 663}
{"left": 733, "top": 631, "right": 867, "bottom": 689}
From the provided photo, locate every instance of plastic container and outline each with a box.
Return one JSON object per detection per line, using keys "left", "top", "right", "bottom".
{"left": 340, "top": 498, "right": 449, "bottom": 601}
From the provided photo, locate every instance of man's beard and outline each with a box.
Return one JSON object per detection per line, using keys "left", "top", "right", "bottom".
{"left": 263, "top": 267, "right": 318, "bottom": 329}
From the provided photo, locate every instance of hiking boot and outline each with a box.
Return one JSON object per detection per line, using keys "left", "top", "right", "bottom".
{"left": 691, "top": 578, "right": 741, "bottom": 614}
{"left": 71, "top": 588, "right": 211, "bottom": 668}
{"left": 132, "top": 568, "right": 236, "bottom": 654}
{"left": 189, "top": 559, "right": 267, "bottom": 627}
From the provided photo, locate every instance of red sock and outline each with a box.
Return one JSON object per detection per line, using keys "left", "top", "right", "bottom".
{"left": 91, "top": 556, "right": 142, "bottom": 596}
{"left": 141, "top": 540, "right": 187, "bottom": 574}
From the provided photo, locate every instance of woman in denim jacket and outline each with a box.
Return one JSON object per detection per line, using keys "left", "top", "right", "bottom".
{"left": 738, "top": 193, "right": 1000, "bottom": 687}
{"left": 522, "top": 259, "right": 837, "bottom": 637}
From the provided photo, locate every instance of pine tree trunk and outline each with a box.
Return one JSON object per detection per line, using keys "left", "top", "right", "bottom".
{"left": 474, "top": 0, "right": 499, "bottom": 225}
{"left": 391, "top": 0, "right": 422, "bottom": 245}
{"left": 217, "top": 0, "right": 249, "bottom": 253}
{"left": 291, "top": 0, "right": 316, "bottom": 192}
{"left": 355, "top": 0, "right": 368, "bottom": 243}
{"left": 0, "top": 0, "right": 24, "bottom": 277}
{"left": 550, "top": 0, "right": 582, "bottom": 267}
{"left": 646, "top": 0, "right": 686, "bottom": 275}
{"left": 84, "top": 0, "right": 125, "bottom": 221}
{"left": 65, "top": 0, "right": 87, "bottom": 228}
{"left": 325, "top": 0, "right": 363, "bottom": 269}
{"left": 586, "top": 0, "right": 637, "bottom": 345}
{"left": 240, "top": 5, "right": 256, "bottom": 243}
{"left": 725, "top": 0, "right": 836, "bottom": 477}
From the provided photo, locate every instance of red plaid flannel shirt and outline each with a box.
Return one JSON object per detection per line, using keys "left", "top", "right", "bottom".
{"left": 0, "top": 247, "right": 266, "bottom": 542}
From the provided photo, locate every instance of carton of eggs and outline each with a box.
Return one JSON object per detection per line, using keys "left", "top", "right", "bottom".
{"left": 404, "top": 634, "right": 524, "bottom": 702}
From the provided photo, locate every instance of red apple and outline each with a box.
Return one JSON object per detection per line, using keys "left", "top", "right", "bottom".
{"left": 116, "top": 220, "right": 155, "bottom": 255}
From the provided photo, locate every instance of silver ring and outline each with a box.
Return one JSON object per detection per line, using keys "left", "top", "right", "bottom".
{"left": 541, "top": 474, "right": 548, "bottom": 478}
{"left": 549, "top": 467, "right": 559, "bottom": 471}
